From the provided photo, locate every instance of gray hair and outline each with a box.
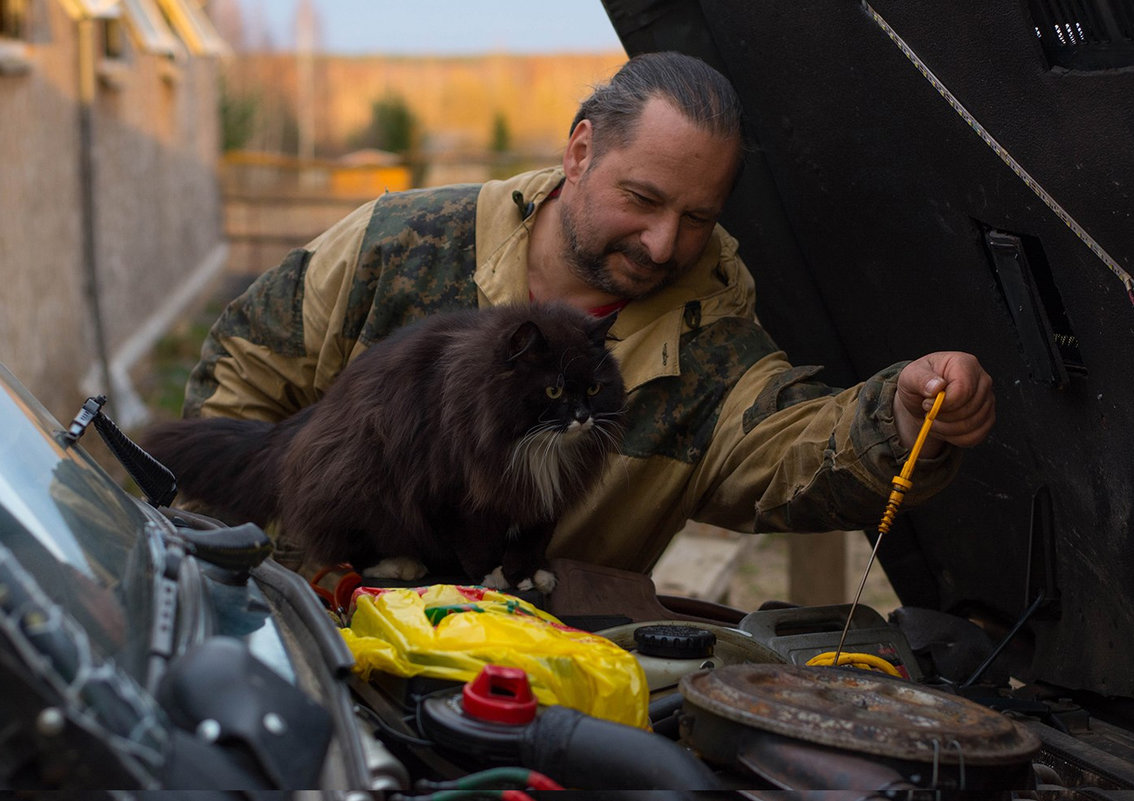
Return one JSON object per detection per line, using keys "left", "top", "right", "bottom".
{"left": 570, "top": 51, "right": 747, "bottom": 161}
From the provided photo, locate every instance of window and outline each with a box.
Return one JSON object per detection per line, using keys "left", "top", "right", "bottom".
{"left": 0, "top": 0, "right": 28, "bottom": 40}
{"left": 55, "top": 1, "right": 127, "bottom": 59}
{"left": 102, "top": 14, "right": 125, "bottom": 59}
{"left": 0, "top": 0, "right": 30, "bottom": 75}
{"left": 1028, "top": 0, "right": 1134, "bottom": 70}
{"left": 57, "top": 0, "right": 120, "bottom": 21}
{"left": 96, "top": 13, "right": 131, "bottom": 89}
{"left": 119, "top": 0, "right": 179, "bottom": 56}
{"left": 153, "top": 0, "right": 227, "bottom": 56}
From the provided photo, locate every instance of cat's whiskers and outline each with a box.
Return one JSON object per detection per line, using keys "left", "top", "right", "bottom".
{"left": 590, "top": 408, "right": 625, "bottom": 441}
{"left": 559, "top": 348, "right": 584, "bottom": 374}
{"left": 509, "top": 428, "right": 564, "bottom": 517}
{"left": 508, "top": 420, "right": 604, "bottom": 518}
{"left": 588, "top": 422, "right": 622, "bottom": 452}
{"left": 595, "top": 351, "right": 619, "bottom": 373}
{"left": 577, "top": 411, "right": 628, "bottom": 489}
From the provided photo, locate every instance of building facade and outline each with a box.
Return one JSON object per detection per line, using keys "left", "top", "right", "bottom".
{"left": 0, "top": 0, "right": 227, "bottom": 424}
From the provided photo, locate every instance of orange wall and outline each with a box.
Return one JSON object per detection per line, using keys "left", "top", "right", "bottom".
{"left": 224, "top": 51, "right": 628, "bottom": 157}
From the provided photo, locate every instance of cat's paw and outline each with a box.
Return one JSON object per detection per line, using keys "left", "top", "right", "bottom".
{"left": 481, "top": 566, "right": 508, "bottom": 589}
{"left": 531, "top": 568, "right": 557, "bottom": 594}
{"left": 483, "top": 566, "right": 556, "bottom": 593}
{"left": 515, "top": 570, "right": 557, "bottom": 593}
{"left": 362, "top": 556, "right": 428, "bottom": 581}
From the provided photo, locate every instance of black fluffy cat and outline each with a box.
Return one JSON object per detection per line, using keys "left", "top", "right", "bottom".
{"left": 142, "top": 303, "right": 625, "bottom": 592}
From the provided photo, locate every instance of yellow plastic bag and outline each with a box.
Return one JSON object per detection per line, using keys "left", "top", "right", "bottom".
{"left": 339, "top": 584, "right": 649, "bottom": 729}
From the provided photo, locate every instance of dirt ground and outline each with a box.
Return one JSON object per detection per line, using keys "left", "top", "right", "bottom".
{"left": 733, "top": 530, "right": 899, "bottom": 613}
{"left": 654, "top": 524, "right": 901, "bottom": 617}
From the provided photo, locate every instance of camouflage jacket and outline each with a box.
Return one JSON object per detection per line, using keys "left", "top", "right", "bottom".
{"left": 185, "top": 167, "right": 961, "bottom": 572}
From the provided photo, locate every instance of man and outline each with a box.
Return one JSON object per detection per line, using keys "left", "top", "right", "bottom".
{"left": 184, "top": 51, "right": 994, "bottom": 575}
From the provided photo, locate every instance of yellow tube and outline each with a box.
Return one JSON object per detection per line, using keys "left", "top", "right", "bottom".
{"left": 806, "top": 651, "right": 903, "bottom": 677}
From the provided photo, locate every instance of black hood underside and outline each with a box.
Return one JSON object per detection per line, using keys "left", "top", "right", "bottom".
{"left": 602, "top": 0, "right": 1134, "bottom": 699}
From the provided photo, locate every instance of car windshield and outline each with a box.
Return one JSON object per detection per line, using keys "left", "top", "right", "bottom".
{"left": 0, "top": 364, "right": 153, "bottom": 676}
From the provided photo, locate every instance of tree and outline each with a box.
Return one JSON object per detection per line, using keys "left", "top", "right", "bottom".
{"left": 350, "top": 94, "right": 418, "bottom": 154}
{"left": 218, "top": 75, "right": 259, "bottom": 152}
{"left": 490, "top": 111, "right": 511, "bottom": 154}
{"left": 489, "top": 110, "right": 521, "bottom": 180}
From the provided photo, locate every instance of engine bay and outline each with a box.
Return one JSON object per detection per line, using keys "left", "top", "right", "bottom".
{"left": 331, "top": 559, "right": 1134, "bottom": 798}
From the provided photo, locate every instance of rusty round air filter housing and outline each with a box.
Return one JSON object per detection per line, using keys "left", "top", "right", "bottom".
{"left": 679, "top": 663, "right": 1041, "bottom": 791}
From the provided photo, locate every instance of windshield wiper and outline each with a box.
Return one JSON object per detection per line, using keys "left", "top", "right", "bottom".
{"left": 60, "top": 395, "right": 177, "bottom": 508}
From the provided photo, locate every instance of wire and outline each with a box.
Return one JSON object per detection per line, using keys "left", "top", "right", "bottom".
{"left": 353, "top": 702, "right": 435, "bottom": 748}
{"left": 393, "top": 791, "right": 537, "bottom": 801}
{"left": 415, "top": 767, "right": 565, "bottom": 792}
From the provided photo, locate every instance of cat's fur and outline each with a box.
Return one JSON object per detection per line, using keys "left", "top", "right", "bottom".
{"left": 142, "top": 303, "right": 625, "bottom": 590}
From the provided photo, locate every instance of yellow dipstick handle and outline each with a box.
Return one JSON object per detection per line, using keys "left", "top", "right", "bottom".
{"left": 878, "top": 389, "right": 946, "bottom": 534}
{"left": 829, "top": 389, "right": 946, "bottom": 669}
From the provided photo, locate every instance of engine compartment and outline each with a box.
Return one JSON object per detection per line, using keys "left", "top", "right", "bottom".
{"left": 334, "top": 560, "right": 1134, "bottom": 797}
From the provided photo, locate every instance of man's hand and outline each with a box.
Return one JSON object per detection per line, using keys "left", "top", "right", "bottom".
{"left": 895, "top": 352, "right": 995, "bottom": 458}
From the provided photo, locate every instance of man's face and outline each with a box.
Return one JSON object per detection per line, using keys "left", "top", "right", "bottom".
{"left": 558, "top": 97, "right": 741, "bottom": 300}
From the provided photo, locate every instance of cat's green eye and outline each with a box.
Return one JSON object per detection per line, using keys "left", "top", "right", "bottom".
{"left": 587, "top": 383, "right": 602, "bottom": 396}
{"left": 546, "top": 385, "right": 563, "bottom": 399}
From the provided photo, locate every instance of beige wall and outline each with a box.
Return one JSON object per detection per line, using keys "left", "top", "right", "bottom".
{"left": 0, "top": 0, "right": 225, "bottom": 423}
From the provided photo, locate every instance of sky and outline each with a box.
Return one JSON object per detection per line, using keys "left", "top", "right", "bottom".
{"left": 233, "top": 0, "right": 626, "bottom": 55}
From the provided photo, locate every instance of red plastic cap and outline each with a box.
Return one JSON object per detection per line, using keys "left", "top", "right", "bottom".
{"left": 461, "top": 664, "right": 538, "bottom": 725}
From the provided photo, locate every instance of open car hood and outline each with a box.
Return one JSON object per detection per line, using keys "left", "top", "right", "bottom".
{"left": 601, "top": 0, "right": 1134, "bottom": 699}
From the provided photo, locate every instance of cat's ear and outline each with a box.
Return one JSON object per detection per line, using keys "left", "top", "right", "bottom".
{"left": 507, "top": 321, "right": 549, "bottom": 362}
{"left": 589, "top": 311, "right": 619, "bottom": 345}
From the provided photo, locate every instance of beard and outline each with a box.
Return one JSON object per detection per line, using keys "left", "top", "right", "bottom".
{"left": 558, "top": 194, "right": 682, "bottom": 300}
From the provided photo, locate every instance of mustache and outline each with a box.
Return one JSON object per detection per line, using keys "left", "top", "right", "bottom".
{"left": 610, "top": 243, "right": 677, "bottom": 275}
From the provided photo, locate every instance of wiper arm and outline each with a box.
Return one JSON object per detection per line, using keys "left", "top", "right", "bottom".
{"left": 60, "top": 395, "right": 177, "bottom": 508}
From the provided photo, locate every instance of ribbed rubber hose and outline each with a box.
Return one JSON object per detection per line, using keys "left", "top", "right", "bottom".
{"left": 518, "top": 704, "right": 720, "bottom": 795}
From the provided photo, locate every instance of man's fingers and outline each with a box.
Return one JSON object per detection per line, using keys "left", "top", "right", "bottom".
{"left": 930, "top": 385, "right": 996, "bottom": 448}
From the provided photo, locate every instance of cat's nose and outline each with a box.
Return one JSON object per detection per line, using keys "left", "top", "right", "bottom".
{"left": 573, "top": 407, "right": 591, "bottom": 424}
